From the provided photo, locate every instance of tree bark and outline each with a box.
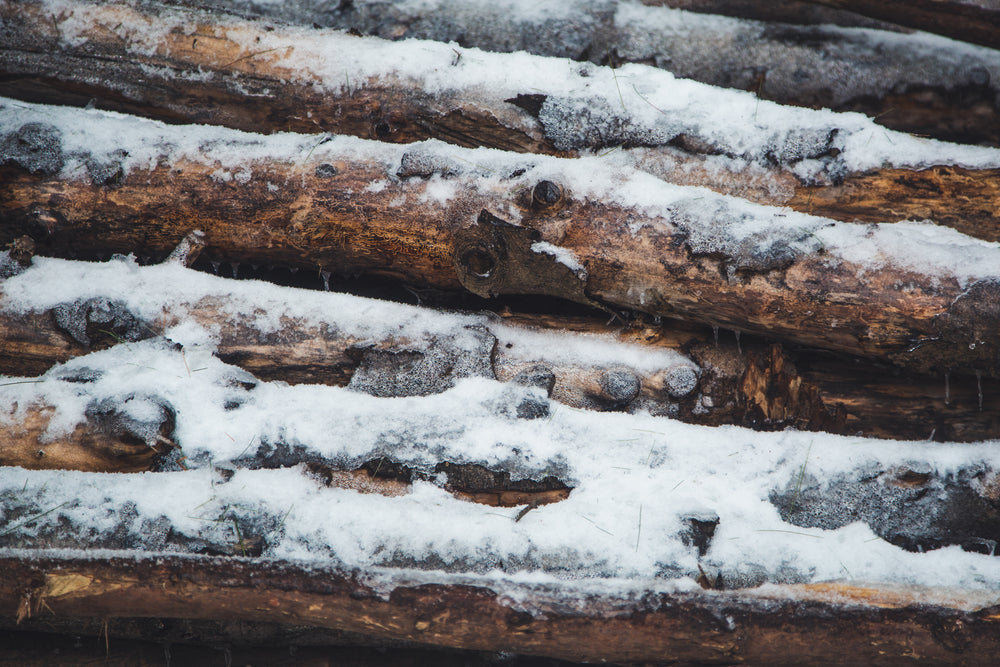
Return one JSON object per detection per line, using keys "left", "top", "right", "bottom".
{"left": 640, "top": 0, "right": 908, "bottom": 29}
{"left": 166, "top": 0, "right": 1000, "bottom": 146}
{"left": 3, "top": 0, "right": 1000, "bottom": 230}
{"left": 3, "top": 113, "right": 1000, "bottom": 379}
{"left": 2, "top": 274, "right": 999, "bottom": 443}
{"left": 799, "top": 0, "right": 1000, "bottom": 50}
{"left": 1, "top": 554, "right": 999, "bottom": 665}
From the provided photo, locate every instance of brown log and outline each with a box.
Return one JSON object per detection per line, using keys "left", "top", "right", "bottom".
{"left": 799, "top": 0, "right": 1000, "bottom": 50}
{"left": 3, "top": 111, "right": 1000, "bottom": 380}
{"left": 0, "top": 626, "right": 521, "bottom": 667}
{"left": 2, "top": 269, "right": 998, "bottom": 442}
{"left": 3, "top": 0, "right": 1000, "bottom": 234}
{"left": 1, "top": 554, "right": 1000, "bottom": 664}
{"left": 640, "top": 0, "right": 908, "bottom": 29}
{"left": 181, "top": 0, "right": 1000, "bottom": 146}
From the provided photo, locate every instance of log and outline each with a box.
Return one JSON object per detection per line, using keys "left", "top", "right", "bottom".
{"left": 2, "top": 253, "right": 999, "bottom": 442}
{"left": 4, "top": 0, "right": 1000, "bottom": 234}
{"left": 3, "top": 103, "right": 1000, "bottom": 380}
{"left": 1, "top": 554, "right": 1000, "bottom": 664}
{"left": 180, "top": 0, "right": 1000, "bottom": 146}
{"left": 800, "top": 0, "right": 1000, "bottom": 50}
{"left": 640, "top": 0, "right": 908, "bottom": 29}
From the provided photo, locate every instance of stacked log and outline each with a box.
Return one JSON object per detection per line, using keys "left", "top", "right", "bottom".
{"left": 3, "top": 0, "right": 1000, "bottom": 663}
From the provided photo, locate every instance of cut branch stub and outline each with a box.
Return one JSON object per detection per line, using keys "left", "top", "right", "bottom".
{"left": 453, "top": 209, "right": 593, "bottom": 306}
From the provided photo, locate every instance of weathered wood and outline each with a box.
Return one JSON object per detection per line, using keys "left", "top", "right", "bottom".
{"left": 1, "top": 554, "right": 999, "bottom": 665}
{"left": 0, "top": 399, "right": 571, "bottom": 507}
{"left": 188, "top": 0, "right": 1000, "bottom": 146}
{"left": 3, "top": 0, "right": 1000, "bottom": 233}
{"left": 800, "top": 0, "right": 1000, "bottom": 50}
{"left": 640, "top": 0, "right": 907, "bottom": 29}
{"left": 0, "top": 402, "right": 167, "bottom": 473}
{"left": 3, "top": 111, "right": 1000, "bottom": 380}
{"left": 2, "top": 270, "right": 998, "bottom": 442}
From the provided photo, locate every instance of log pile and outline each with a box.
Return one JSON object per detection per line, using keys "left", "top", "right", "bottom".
{"left": 3, "top": 0, "right": 1000, "bottom": 664}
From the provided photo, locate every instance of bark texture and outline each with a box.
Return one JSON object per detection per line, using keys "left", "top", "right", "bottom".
{"left": 168, "top": 0, "right": 1000, "bottom": 146}
{"left": 3, "top": 0, "right": 1000, "bottom": 229}
{"left": 2, "top": 555, "right": 1000, "bottom": 665}
{"left": 3, "top": 126, "right": 1000, "bottom": 380}
{"left": 2, "top": 281, "right": 999, "bottom": 443}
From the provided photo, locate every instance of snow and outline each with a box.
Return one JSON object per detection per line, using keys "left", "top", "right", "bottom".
{"left": 6, "top": 1, "right": 1000, "bottom": 612}
{"left": 530, "top": 241, "right": 585, "bottom": 276}
{"left": 3, "top": 255, "right": 1000, "bottom": 603}
{"left": 30, "top": 0, "right": 1000, "bottom": 177}
{"left": 6, "top": 96, "right": 1000, "bottom": 294}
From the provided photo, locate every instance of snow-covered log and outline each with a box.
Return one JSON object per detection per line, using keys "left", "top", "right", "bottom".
{"left": 4, "top": 100, "right": 1000, "bottom": 380}
{"left": 2, "top": 554, "right": 1000, "bottom": 664}
{"left": 2, "top": 253, "right": 999, "bottom": 443}
{"left": 4, "top": 0, "right": 1000, "bottom": 235}
{"left": 798, "top": 0, "right": 1000, "bottom": 50}
{"left": 178, "top": 0, "right": 1000, "bottom": 146}
{"left": 641, "top": 0, "right": 905, "bottom": 29}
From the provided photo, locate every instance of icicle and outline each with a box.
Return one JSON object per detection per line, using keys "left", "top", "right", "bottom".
{"left": 321, "top": 270, "right": 331, "bottom": 291}
{"left": 712, "top": 326, "right": 719, "bottom": 348}
{"left": 251, "top": 263, "right": 259, "bottom": 271}
{"left": 210, "top": 261, "right": 220, "bottom": 274}
{"left": 289, "top": 266, "right": 299, "bottom": 274}
{"left": 734, "top": 330, "right": 742, "bottom": 355}
{"left": 944, "top": 372, "right": 950, "bottom": 406}
{"left": 230, "top": 262, "right": 240, "bottom": 278}
{"left": 977, "top": 370, "right": 983, "bottom": 411}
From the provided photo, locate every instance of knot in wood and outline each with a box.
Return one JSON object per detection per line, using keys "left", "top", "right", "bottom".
{"left": 453, "top": 210, "right": 594, "bottom": 307}
{"left": 531, "top": 180, "right": 564, "bottom": 211}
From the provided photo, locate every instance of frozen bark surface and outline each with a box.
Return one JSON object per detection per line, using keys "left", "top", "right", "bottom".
{"left": 166, "top": 0, "right": 1000, "bottom": 145}
{"left": 4, "top": 102, "right": 1000, "bottom": 379}
{"left": 2, "top": 253, "right": 999, "bottom": 442}
{"left": 3, "top": 0, "right": 1000, "bottom": 230}
{"left": 799, "top": 0, "right": 1000, "bottom": 50}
